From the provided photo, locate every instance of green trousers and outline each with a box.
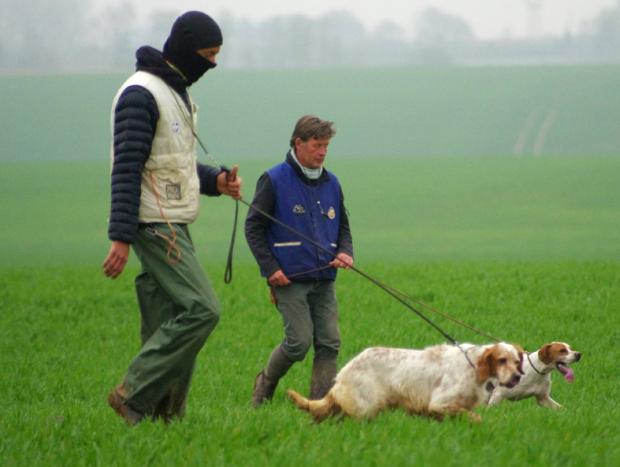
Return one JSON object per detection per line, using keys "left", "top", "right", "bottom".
{"left": 273, "top": 281, "right": 340, "bottom": 362}
{"left": 123, "top": 223, "right": 220, "bottom": 417}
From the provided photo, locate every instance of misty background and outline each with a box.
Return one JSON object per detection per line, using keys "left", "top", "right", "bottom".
{"left": 2, "top": 0, "right": 620, "bottom": 72}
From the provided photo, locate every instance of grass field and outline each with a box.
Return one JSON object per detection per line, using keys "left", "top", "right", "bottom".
{"left": 1, "top": 156, "right": 619, "bottom": 267}
{"left": 2, "top": 65, "right": 620, "bottom": 163}
{"left": 1, "top": 262, "right": 618, "bottom": 466}
{"left": 1, "top": 154, "right": 619, "bottom": 465}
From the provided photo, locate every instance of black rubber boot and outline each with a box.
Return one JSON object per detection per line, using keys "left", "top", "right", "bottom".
{"left": 252, "top": 346, "right": 294, "bottom": 407}
{"left": 309, "top": 356, "right": 338, "bottom": 400}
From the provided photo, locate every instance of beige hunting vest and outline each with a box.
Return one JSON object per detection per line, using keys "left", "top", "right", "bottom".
{"left": 110, "top": 71, "right": 201, "bottom": 224}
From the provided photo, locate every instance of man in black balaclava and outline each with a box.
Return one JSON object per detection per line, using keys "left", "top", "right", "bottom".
{"left": 104, "top": 11, "right": 242, "bottom": 426}
{"left": 163, "top": 11, "right": 223, "bottom": 85}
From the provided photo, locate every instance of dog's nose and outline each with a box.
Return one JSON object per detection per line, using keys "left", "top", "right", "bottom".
{"left": 575, "top": 352, "right": 582, "bottom": 361}
{"left": 512, "top": 374, "right": 521, "bottom": 385}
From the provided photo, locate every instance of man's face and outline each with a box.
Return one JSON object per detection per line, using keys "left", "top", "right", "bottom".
{"left": 295, "top": 137, "right": 330, "bottom": 169}
{"left": 197, "top": 46, "right": 221, "bottom": 65}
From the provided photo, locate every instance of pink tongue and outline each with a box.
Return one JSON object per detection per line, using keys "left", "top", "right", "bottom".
{"left": 563, "top": 367, "right": 574, "bottom": 383}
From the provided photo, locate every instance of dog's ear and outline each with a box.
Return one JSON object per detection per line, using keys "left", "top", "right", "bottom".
{"left": 514, "top": 344, "right": 525, "bottom": 375}
{"left": 476, "top": 347, "right": 495, "bottom": 383}
{"left": 538, "top": 344, "right": 553, "bottom": 364}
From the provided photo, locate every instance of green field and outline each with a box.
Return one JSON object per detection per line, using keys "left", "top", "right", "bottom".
{"left": 1, "top": 66, "right": 619, "bottom": 466}
{"left": 1, "top": 261, "right": 619, "bottom": 466}
{"left": 2, "top": 65, "right": 620, "bottom": 163}
{"left": 1, "top": 156, "right": 618, "bottom": 267}
{"left": 2, "top": 156, "right": 619, "bottom": 466}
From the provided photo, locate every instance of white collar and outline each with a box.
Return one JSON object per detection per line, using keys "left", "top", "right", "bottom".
{"left": 291, "top": 148, "right": 323, "bottom": 180}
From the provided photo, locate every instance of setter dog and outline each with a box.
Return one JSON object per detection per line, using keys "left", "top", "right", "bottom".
{"left": 288, "top": 342, "right": 523, "bottom": 423}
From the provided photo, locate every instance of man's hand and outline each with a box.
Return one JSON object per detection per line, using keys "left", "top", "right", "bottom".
{"left": 103, "top": 241, "right": 130, "bottom": 278}
{"left": 217, "top": 165, "right": 242, "bottom": 200}
{"left": 330, "top": 252, "right": 354, "bottom": 269}
{"left": 268, "top": 269, "right": 291, "bottom": 287}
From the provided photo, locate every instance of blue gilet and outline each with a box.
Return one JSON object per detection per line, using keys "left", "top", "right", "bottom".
{"left": 266, "top": 161, "right": 341, "bottom": 281}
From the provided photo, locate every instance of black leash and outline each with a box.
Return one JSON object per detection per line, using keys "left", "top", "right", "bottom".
{"left": 164, "top": 84, "right": 240, "bottom": 284}
{"left": 223, "top": 199, "right": 238, "bottom": 284}
{"left": 380, "top": 283, "right": 501, "bottom": 343}
{"left": 169, "top": 87, "right": 499, "bottom": 353}
{"left": 238, "top": 198, "right": 461, "bottom": 346}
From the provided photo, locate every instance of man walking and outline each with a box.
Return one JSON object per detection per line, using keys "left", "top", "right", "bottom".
{"left": 245, "top": 115, "right": 354, "bottom": 407}
{"left": 103, "top": 11, "right": 242, "bottom": 424}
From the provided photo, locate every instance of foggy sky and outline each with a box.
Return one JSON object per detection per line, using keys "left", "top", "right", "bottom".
{"left": 100, "top": 0, "right": 616, "bottom": 39}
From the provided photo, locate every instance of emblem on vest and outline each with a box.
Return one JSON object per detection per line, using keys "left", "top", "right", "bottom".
{"left": 292, "top": 204, "right": 305, "bottom": 215}
{"left": 171, "top": 121, "right": 180, "bottom": 134}
{"left": 327, "top": 207, "right": 336, "bottom": 220}
{"left": 166, "top": 183, "right": 182, "bottom": 200}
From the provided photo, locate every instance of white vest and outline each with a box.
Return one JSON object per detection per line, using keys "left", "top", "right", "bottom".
{"left": 110, "top": 71, "right": 201, "bottom": 224}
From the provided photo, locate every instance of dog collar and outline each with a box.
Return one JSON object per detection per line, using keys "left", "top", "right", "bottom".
{"left": 526, "top": 352, "right": 548, "bottom": 376}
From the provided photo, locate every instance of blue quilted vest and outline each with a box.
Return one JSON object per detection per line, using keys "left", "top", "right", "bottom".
{"left": 266, "top": 160, "right": 341, "bottom": 281}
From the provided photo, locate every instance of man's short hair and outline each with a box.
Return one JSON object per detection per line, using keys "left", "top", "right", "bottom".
{"left": 290, "top": 115, "right": 336, "bottom": 148}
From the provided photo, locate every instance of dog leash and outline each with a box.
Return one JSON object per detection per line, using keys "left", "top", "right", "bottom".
{"left": 171, "top": 88, "right": 504, "bottom": 352}
{"left": 379, "top": 283, "right": 501, "bottom": 343}
{"left": 165, "top": 83, "right": 239, "bottom": 283}
{"left": 241, "top": 198, "right": 465, "bottom": 346}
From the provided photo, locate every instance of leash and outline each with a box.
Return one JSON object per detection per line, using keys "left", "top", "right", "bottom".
{"left": 223, "top": 195, "right": 238, "bottom": 284}
{"left": 148, "top": 172, "right": 182, "bottom": 264}
{"left": 165, "top": 83, "right": 239, "bottom": 283}
{"left": 379, "top": 283, "right": 501, "bottom": 343}
{"left": 286, "top": 264, "right": 334, "bottom": 279}
{"left": 239, "top": 197, "right": 463, "bottom": 346}
{"left": 165, "top": 84, "right": 502, "bottom": 355}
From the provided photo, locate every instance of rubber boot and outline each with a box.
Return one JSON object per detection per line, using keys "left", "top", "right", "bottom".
{"left": 152, "top": 384, "right": 188, "bottom": 423}
{"left": 309, "top": 356, "right": 338, "bottom": 400}
{"left": 107, "top": 384, "right": 144, "bottom": 426}
{"left": 252, "top": 346, "right": 294, "bottom": 407}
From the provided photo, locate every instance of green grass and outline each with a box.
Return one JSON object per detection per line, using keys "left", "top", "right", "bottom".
{"left": 1, "top": 262, "right": 618, "bottom": 466}
{"left": 2, "top": 65, "right": 620, "bottom": 163}
{"left": 1, "top": 123, "right": 619, "bottom": 463}
{"left": 1, "top": 156, "right": 618, "bottom": 268}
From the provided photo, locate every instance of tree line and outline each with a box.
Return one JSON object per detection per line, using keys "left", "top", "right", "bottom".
{"left": 2, "top": 0, "right": 619, "bottom": 73}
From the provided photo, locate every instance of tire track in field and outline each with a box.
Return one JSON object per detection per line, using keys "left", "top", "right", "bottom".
{"left": 513, "top": 108, "right": 557, "bottom": 156}
{"left": 513, "top": 110, "right": 539, "bottom": 156}
{"left": 533, "top": 109, "right": 557, "bottom": 156}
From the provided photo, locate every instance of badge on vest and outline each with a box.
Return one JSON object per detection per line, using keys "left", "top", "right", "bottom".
{"left": 327, "top": 207, "right": 336, "bottom": 220}
{"left": 171, "top": 121, "right": 181, "bottom": 134}
{"left": 166, "top": 183, "right": 182, "bottom": 200}
{"left": 292, "top": 204, "right": 305, "bottom": 215}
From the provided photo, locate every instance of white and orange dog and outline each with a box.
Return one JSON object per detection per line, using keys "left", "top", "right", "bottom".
{"left": 487, "top": 341, "right": 581, "bottom": 409}
{"left": 288, "top": 342, "right": 523, "bottom": 423}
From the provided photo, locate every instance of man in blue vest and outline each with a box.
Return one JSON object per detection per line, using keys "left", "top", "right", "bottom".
{"left": 245, "top": 115, "right": 354, "bottom": 407}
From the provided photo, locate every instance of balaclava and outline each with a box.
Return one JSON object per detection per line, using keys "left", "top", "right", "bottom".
{"left": 162, "top": 11, "right": 223, "bottom": 85}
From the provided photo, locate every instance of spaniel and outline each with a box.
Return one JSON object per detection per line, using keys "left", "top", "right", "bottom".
{"left": 487, "top": 341, "right": 581, "bottom": 409}
{"left": 288, "top": 342, "right": 523, "bottom": 423}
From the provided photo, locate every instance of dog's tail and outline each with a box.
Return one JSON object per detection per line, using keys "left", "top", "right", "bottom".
{"left": 287, "top": 389, "right": 339, "bottom": 423}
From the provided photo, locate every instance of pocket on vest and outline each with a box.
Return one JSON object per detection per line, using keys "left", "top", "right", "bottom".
{"left": 146, "top": 154, "right": 191, "bottom": 206}
{"left": 273, "top": 241, "right": 302, "bottom": 248}
{"left": 272, "top": 242, "right": 303, "bottom": 273}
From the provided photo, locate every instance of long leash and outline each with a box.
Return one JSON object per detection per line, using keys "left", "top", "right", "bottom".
{"left": 240, "top": 198, "right": 484, "bottom": 368}
{"left": 223, "top": 197, "right": 238, "bottom": 284}
{"left": 379, "top": 283, "right": 501, "bottom": 343}
{"left": 239, "top": 197, "right": 466, "bottom": 347}
{"left": 164, "top": 84, "right": 238, "bottom": 283}
{"left": 165, "top": 84, "right": 499, "bottom": 359}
